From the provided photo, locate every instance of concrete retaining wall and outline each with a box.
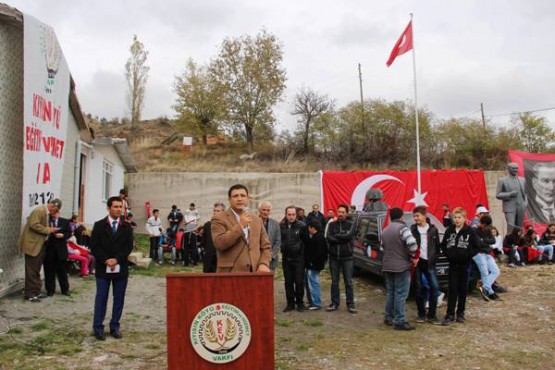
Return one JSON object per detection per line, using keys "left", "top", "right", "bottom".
{"left": 127, "top": 170, "right": 510, "bottom": 235}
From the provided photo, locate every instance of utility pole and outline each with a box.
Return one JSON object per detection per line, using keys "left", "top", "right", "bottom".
{"left": 480, "top": 102, "right": 486, "bottom": 128}
{"left": 358, "top": 63, "right": 366, "bottom": 157}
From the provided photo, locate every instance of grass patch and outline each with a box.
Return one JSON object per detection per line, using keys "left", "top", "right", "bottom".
{"left": 275, "top": 319, "right": 294, "bottom": 327}
{"left": 296, "top": 343, "right": 310, "bottom": 352}
{"left": 30, "top": 321, "right": 52, "bottom": 331}
{"left": 302, "top": 319, "right": 323, "bottom": 327}
{"left": 8, "top": 327, "right": 23, "bottom": 334}
{"left": 145, "top": 343, "right": 161, "bottom": 350}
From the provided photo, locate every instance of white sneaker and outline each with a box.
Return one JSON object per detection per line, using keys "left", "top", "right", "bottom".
{"left": 437, "top": 292, "right": 445, "bottom": 307}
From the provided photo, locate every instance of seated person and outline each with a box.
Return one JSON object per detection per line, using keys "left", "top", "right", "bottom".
{"left": 74, "top": 225, "right": 91, "bottom": 247}
{"left": 67, "top": 239, "right": 96, "bottom": 276}
{"left": 158, "top": 228, "right": 177, "bottom": 265}
{"left": 540, "top": 223, "right": 555, "bottom": 246}
{"left": 521, "top": 228, "right": 554, "bottom": 263}
{"left": 503, "top": 228, "right": 525, "bottom": 267}
{"left": 491, "top": 227, "right": 504, "bottom": 261}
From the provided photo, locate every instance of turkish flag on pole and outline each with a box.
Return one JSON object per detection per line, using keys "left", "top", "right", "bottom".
{"left": 386, "top": 20, "right": 413, "bottom": 67}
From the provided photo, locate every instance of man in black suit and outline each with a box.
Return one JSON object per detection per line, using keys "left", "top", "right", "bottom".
{"left": 91, "top": 196, "right": 134, "bottom": 341}
{"left": 43, "top": 211, "right": 71, "bottom": 296}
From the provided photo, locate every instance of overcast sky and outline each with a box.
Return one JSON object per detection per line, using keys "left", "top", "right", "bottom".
{"left": 7, "top": 0, "right": 555, "bottom": 132}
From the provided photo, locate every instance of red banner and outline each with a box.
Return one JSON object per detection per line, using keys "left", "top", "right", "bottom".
{"left": 508, "top": 150, "right": 555, "bottom": 230}
{"left": 322, "top": 170, "right": 488, "bottom": 221}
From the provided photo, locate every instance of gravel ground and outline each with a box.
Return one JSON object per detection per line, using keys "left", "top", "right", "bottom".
{"left": 1, "top": 263, "right": 554, "bottom": 369}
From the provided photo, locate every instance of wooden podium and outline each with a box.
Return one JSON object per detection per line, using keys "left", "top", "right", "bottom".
{"left": 167, "top": 272, "right": 274, "bottom": 369}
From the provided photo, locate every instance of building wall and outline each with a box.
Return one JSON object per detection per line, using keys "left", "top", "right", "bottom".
{"left": 127, "top": 171, "right": 510, "bottom": 235}
{"left": 83, "top": 145, "right": 125, "bottom": 225}
{"left": 59, "top": 113, "right": 79, "bottom": 219}
{"left": 0, "top": 21, "right": 24, "bottom": 296}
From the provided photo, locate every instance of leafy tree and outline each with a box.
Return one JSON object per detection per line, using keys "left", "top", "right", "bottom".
{"left": 512, "top": 112, "right": 555, "bottom": 153}
{"left": 209, "top": 30, "right": 287, "bottom": 150}
{"left": 174, "top": 59, "right": 225, "bottom": 145}
{"left": 292, "top": 87, "right": 334, "bottom": 153}
{"left": 125, "top": 35, "right": 149, "bottom": 135}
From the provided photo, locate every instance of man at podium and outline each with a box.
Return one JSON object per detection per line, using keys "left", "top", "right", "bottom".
{"left": 212, "top": 184, "right": 272, "bottom": 272}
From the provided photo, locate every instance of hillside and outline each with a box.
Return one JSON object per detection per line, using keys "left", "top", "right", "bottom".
{"left": 89, "top": 118, "right": 338, "bottom": 173}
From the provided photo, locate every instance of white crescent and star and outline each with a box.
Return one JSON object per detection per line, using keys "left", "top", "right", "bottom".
{"left": 350, "top": 174, "right": 428, "bottom": 209}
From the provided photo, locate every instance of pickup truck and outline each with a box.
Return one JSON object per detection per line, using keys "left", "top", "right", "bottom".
{"left": 351, "top": 210, "right": 450, "bottom": 289}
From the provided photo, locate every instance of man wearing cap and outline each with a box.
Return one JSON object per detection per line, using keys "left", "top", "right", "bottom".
{"left": 19, "top": 199, "right": 62, "bottom": 302}
{"left": 470, "top": 205, "right": 490, "bottom": 228}
{"left": 167, "top": 205, "right": 183, "bottom": 234}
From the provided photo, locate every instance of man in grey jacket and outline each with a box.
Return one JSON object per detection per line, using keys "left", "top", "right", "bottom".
{"left": 381, "top": 207, "right": 418, "bottom": 330}
{"left": 259, "top": 201, "right": 281, "bottom": 271}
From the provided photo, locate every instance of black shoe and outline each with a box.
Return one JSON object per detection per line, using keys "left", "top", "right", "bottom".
{"left": 110, "top": 329, "right": 122, "bottom": 339}
{"left": 325, "top": 304, "right": 338, "bottom": 312}
{"left": 347, "top": 306, "right": 357, "bottom": 314}
{"left": 493, "top": 284, "right": 508, "bottom": 293}
{"left": 47, "top": 292, "right": 55, "bottom": 297}
{"left": 283, "top": 305, "right": 295, "bottom": 312}
{"left": 478, "top": 287, "right": 490, "bottom": 302}
{"left": 383, "top": 319, "right": 393, "bottom": 326}
{"left": 296, "top": 305, "right": 306, "bottom": 312}
{"left": 456, "top": 314, "right": 466, "bottom": 323}
{"left": 488, "top": 293, "right": 501, "bottom": 301}
{"left": 25, "top": 296, "right": 41, "bottom": 302}
{"left": 94, "top": 331, "right": 106, "bottom": 341}
{"left": 62, "top": 291, "right": 71, "bottom": 297}
{"left": 394, "top": 322, "right": 415, "bottom": 331}
{"left": 426, "top": 317, "right": 442, "bottom": 325}
{"left": 37, "top": 293, "right": 48, "bottom": 299}
{"left": 415, "top": 315, "right": 426, "bottom": 323}
{"left": 442, "top": 316, "right": 454, "bottom": 326}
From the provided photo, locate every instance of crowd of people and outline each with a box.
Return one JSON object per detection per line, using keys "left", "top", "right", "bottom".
{"left": 18, "top": 183, "right": 555, "bottom": 340}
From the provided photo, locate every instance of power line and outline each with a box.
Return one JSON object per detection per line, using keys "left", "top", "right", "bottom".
{"left": 486, "top": 106, "right": 555, "bottom": 118}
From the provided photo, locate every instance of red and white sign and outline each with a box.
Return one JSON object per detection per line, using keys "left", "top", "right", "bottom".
{"left": 23, "top": 14, "right": 70, "bottom": 220}
{"left": 321, "top": 170, "right": 488, "bottom": 221}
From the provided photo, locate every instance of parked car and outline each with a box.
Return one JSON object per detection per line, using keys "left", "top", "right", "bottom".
{"left": 351, "top": 210, "right": 450, "bottom": 289}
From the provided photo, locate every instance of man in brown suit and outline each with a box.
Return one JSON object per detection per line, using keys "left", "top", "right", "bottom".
{"left": 18, "top": 199, "right": 62, "bottom": 302}
{"left": 211, "top": 184, "right": 272, "bottom": 272}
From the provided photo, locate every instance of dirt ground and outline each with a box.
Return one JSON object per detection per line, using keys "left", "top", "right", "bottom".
{"left": 0, "top": 263, "right": 554, "bottom": 370}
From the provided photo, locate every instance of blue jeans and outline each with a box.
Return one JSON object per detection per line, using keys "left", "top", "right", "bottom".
{"left": 472, "top": 253, "right": 500, "bottom": 295}
{"left": 305, "top": 269, "right": 322, "bottom": 308}
{"left": 415, "top": 259, "right": 439, "bottom": 318}
{"left": 536, "top": 245, "right": 554, "bottom": 261}
{"left": 93, "top": 276, "right": 128, "bottom": 334}
{"left": 158, "top": 246, "right": 176, "bottom": 262}
{"left": 329, "top": 258, "right": 354, "bottom": 307}
{"left": 384, "top": 270, "right": 411, "bottom": 325}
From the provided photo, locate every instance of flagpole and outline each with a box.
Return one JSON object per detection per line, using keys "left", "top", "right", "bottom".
{"left": 410, "top": 13, "right": 422, "bottom": 199}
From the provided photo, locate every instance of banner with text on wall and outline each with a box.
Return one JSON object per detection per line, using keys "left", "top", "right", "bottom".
{"left": 508, "top": 150, "right": 555, "bottom": 232}
{"left": 321, "top": 170, "right": 488, "bottom": 222}
{"left": 23, "top": 14, "right": 70, "bottom": 221}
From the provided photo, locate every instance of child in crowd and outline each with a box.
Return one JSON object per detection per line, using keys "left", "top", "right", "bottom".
{"left": 67, "top": 239, "right": 96, "bottom": 276}
{"left": 440, "top": 207, "right": 478, "bottom": 326}
{"left": 521, "top": 228, "right": 554, "bottom": 264}
{"left": 503, "top": 228, "right": 525, "bottom": 267}
{"left": 491, "top": 227, "right": 504, "bottom": 262}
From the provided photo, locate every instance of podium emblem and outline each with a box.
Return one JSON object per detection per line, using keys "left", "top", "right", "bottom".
{"left": 190, "top": 303, "right": 252, "bottom": 364}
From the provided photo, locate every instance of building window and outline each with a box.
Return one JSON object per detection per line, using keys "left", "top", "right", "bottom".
{"left": 102, "top": 160, "right": 113, "bottom": 200}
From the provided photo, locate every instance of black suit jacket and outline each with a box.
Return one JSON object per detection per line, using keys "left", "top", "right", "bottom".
{"left": 91, "top": 217, "right": 134, "bottom": 279}
{"left": 45, "top": 217, "right": 71, "bottom": 261}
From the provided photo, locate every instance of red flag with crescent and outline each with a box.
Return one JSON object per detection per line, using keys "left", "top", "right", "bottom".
{"left": 386, "top": 20, "right": 413, "bottom": 67}
{"left": 321, "top": 170, "right": 488, "bottom": 222}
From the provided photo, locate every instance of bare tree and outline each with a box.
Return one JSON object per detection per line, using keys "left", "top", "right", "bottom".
{"left": 125, "top": 35, "right": 149, "bottom": 136}
{"left": 292, "top": 87, "right": 334, "bottom": 152}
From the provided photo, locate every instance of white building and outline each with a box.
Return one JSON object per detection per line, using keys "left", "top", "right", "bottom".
{"left": 0, "top": 4, "right": 136, "bottom": 297}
